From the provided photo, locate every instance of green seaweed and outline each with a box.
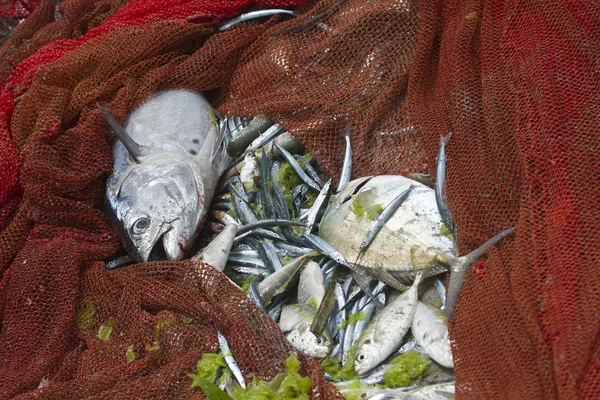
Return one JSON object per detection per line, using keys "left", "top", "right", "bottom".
{"left": 338, "top": 312, "right": 365, "bottom": 330}
{"left": 229, "top": 378, "right": 274, "bottom": 400}
{"left": 304, "top": 192, "right": 316, "bottom": 208}
{"left": 183, "top": 316, "right": 193, "bottom": 325}
{"left": 347, "top": 312, "right": 365, "bottom": 326}
{"left": 383, "top": 350, "right": 430, "bottom": 388}
{"left": 196, "top": 352, "right": 227, "bottom": 381}
{"left": 126, "top": 345, "right": 135, "bottom": 362}
{"left": 321, "top": 357, "right": 342, "bottom": 376}
{"left": 349, "top": 196, "right": 366, "bottom": 218}
{"left": 243, "top": 181, "right": 259, "bottom": 193}
{"left": 322, "top": 346, "right": 358, "bottom": 381}
{"left": 277, "top": 162, "right": 302, "bottom": 212}
{"left": 145, "top": 317, "right": 175, "bottom": 354}
{"left": 97, "top": 317, "right": 115, "bottom": 342}
{"left": 226, "top": 353, "right": 312, "bottom": 400}
{"left": 307, "top": 298, "right": 318, "bottom": 310}
{"left": 240, "top": 275, "right": 256, "bottom": 294}
{"left": 75, "top": 299, "right": 96, "bottom": 331}
{"left": 250, "top": 203, "right": 263, "bottom": 217}
{"left": 206, "top": 108, "right": 218, "bottom": 130}
{"left": 349, "top": 197, "right": 381, "bottom": 221}
{"left": 291, "top": 225, "right": 305, "bottom": 235}
{"left": 190, "top": 375, "right": 234, "bottom": 400}
{"left": 439, "top": 224, "right": 454, "bottom": 240}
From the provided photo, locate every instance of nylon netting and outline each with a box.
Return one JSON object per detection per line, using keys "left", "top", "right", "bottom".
{"left": 0, "top": 0, "right": 598, "bottom": 398}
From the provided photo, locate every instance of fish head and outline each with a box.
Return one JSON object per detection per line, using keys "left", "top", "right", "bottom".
{"left": 354, "top": 338, "right": 384, "bottom": 376}
{"left": 285, "top": 327, "right": 332, "bottom": 359}
{"left": 107, "top": 160, "right": 204, "bottom": 262}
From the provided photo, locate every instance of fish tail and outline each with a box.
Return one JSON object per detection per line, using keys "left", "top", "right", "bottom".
{"left": 413, "top": 269, "right": 425, "bottom": 287}
{"left": 440, "top": 132, "right": 452, "bottom": 148}
{"left": 342, "top": 121, "right": 352, "bottom": 139}
{"left": 445, "top": 227, "right": 516, "bottom": 320}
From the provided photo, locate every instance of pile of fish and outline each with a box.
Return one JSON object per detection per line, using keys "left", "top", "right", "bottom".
{"left": 99, "top": 89, "right": 515, "bottom": 400}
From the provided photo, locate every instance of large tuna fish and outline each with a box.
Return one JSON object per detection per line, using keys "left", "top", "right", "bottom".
{"left": 99, "top": 90, "right": 229, "bottom": 262}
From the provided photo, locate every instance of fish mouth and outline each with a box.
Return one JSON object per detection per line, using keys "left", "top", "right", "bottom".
{"left": 148, "top": 228, "right": 172, "bottom": 262}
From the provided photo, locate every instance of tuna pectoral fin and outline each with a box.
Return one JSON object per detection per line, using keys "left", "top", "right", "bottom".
{"left": 97, "top": 103, "right": 143, "bottom": 163}
{"left": 445, "top": 227, "right": 516, "bottom": 320}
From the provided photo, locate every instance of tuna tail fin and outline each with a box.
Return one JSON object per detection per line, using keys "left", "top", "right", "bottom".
{"left": 445, "top": 227, "right": 516, "bottom": 320}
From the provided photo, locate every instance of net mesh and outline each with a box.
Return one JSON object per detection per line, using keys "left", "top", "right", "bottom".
{"left": 0, "top": 0, "right": 598, "bottom": 398}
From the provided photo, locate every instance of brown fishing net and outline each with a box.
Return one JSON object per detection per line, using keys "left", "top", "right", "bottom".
{"left": 0, "top": 0, "right": 598, "bottom": 398}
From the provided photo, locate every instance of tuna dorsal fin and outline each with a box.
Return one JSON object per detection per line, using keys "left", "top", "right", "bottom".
{"left": 97, "top": 103, "right": 142, "bottom": 164}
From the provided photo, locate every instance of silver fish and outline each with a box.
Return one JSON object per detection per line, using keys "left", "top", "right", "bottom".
{"left": 354, "top": 271, "right": 424, "bottom": 376}
{"left": 279, "top": 304, "right": 332, "bottom": 359}
{"left": 412, "top": 301, "right": 453, "bottom": 369}
{"left": 101, "top": 90, "right": 229, "bottom": 262}
{"left": 435, "top": 133, "right": 455, "bottom": 239}
{"left": 337, "top": 124, "right": 353, "bottom": 193}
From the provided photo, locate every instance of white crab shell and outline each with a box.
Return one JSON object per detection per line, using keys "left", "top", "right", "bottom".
{"left": 319, "top": 175, "right": 457, "bottom": 275}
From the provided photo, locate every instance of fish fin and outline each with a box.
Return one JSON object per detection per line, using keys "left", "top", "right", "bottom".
{"left": 211, "top": 118, "right": 232, "bottom": 173}
{"left": 374, "top": 268, "right": 411, "bottom": 291}
{"left": 342, "top": 121, "right": 352, "bottom": 139}
{"left": 97, "top": 103, "right": 144, "bottom": 163}
{"left": 351, "top": 270, "right": 384, "bottom": 309}
{"left": 440, "top": 132, "right": 452, "bottom": 148}
{"left": 445, "top": 227, "right": 516, "bottom": 320}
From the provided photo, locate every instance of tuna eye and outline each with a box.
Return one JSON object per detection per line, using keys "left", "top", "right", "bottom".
{"left": 132, "top": 218, "right": 150, "bottom": 234}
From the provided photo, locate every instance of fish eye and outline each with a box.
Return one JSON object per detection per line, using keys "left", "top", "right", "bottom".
{"left": 316, "top": 337, "right": 323, "bottom": 345}
{"left": 357, "top": 353, "right": 365, "bottom": 362}
{"left": 132, "top": 217, "right": 150, "bottom": 234}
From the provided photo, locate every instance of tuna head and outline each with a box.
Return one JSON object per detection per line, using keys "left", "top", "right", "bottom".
{"left": 107, "top": 161, "right": 204, "bottom": 262}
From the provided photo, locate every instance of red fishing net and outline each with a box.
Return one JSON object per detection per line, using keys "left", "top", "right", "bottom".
{"left": 0, "top": 0, "right": 598, "bottom": 398}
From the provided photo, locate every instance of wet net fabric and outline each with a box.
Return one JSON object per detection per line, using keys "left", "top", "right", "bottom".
{"left": 0, "top": 0, "right": 598, "bottom": 398}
